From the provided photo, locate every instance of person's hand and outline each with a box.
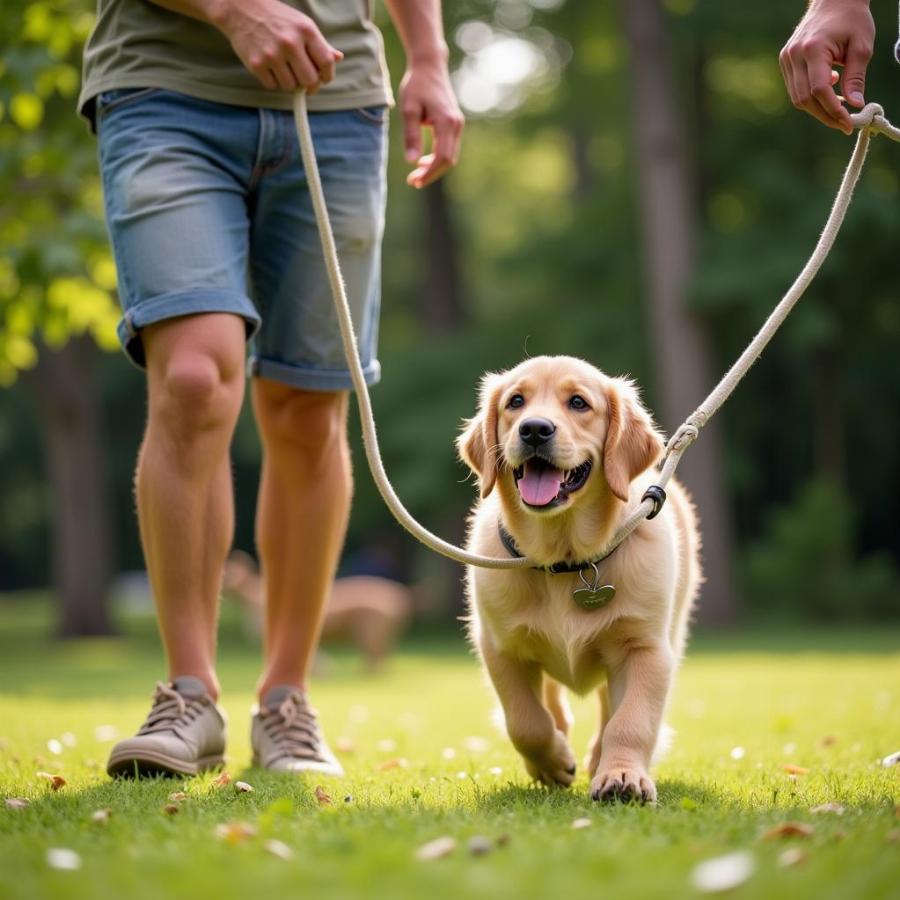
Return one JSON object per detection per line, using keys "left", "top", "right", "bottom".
{"left": 214, "top": 0, "right": 343, "bottom": 93}
{"left": 779, "top": 0, "right": 875, "bottom": 134}
{"left": 399, "top": 61, "right": 464, "bottom": 189}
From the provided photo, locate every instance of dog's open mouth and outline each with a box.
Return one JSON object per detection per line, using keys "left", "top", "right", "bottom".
{"left": 512, "top": 458, "right": 593, "bottom": 509}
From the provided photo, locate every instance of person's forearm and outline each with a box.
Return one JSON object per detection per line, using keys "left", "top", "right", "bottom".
{"left": 383, "top": 0, "right": 449, "bottom": 66}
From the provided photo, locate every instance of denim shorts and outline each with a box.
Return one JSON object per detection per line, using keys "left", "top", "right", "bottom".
{"left": 96, "top": 87, "right": 387, "bottom": 390}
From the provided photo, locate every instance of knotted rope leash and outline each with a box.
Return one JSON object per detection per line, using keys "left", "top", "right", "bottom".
{"left": 293, "top": 93, "right": 900, "bottom": 572}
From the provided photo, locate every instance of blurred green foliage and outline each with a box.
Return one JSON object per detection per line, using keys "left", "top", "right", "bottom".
{"left": 1, "top": 0, "right": 899, "bottom": 619}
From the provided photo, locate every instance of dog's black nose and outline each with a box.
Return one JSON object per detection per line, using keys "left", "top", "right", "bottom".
{"left": 519, "top": 417, "right": 556, "bottom": 447}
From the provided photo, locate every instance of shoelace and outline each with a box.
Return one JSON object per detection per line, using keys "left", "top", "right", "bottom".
{"left": 262, "top": 691, "right": 323, "bottom": 760}
{"left": 137, "top": 682, "right": 202, "bottom": 736}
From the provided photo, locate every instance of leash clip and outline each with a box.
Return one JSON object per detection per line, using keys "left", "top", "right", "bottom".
{"left": 642, "top": 485, "right": 667, "bottom": 520}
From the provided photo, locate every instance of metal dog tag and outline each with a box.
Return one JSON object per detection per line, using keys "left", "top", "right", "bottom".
{"left": 572, "top": 563, "right": 616, "bottom": 610}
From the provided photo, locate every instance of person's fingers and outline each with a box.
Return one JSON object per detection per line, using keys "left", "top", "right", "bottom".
{"left": 306, "top": 33, "right": 342, "bottom": 84}
{"left": 269, "top": 59, "right": 300, "bottom": 92}
{"left": 402, "top": 102, "right": 423, "bottom": 163}
{"left": 406, "top": 153, "right": 452, "bottom": 189}
{"left": 285, "top": 49, "right": 321, "bottom": 92}
{"left": 805, "top": 47, "right": 853, "bottom": 133}
{"left": 842, "top": 36, "right": 873, "bottom": 107}
{"left": 779, "top": 45, "right": 800, "bottom": 107}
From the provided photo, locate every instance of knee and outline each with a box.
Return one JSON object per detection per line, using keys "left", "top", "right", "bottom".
{"left": 153, "top": 351, "right": 244, "bottom": 435}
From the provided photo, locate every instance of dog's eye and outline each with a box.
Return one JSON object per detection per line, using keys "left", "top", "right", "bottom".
{"left": 568, "top": 395, "right": 589, "bottom": 411}
{"left": 507, "top": 394, "right": 525, "bottom": 410}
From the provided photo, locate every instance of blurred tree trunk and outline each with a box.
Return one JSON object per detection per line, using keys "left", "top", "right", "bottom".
{"left": 421, "top": 178, "right": 466, "bottom": 334}
{"left": 618, "top": 0, "right": 740, "bottom": 624}
{"left": 25, "top": 337, "right": 115, "bottom": 636}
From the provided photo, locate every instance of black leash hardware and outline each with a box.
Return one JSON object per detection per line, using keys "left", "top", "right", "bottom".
{"left": 641, "top": 485, "right": 667, "bottom": 520}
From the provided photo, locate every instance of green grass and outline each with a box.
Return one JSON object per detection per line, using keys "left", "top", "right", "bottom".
{"left": 0, "top": 597, "right": 898, "bottom": 900}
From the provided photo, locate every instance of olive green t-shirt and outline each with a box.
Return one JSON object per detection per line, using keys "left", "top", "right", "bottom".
{"left": 78, "top": 0, "right": 393, "bottom": 128}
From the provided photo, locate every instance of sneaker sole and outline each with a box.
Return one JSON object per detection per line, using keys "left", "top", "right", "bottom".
{"left": 107, "top": 749, "right": 225, "bottom": 778}
{"left": 251, "top": 753, "right": 344, "bottom": 776}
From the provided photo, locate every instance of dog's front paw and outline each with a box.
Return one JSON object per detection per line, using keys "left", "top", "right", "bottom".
{"left": 590, "top": 764, "right": 656, "bottom": 805}
{"left": 522, "top": 729, "right": 577, "bottom": 787}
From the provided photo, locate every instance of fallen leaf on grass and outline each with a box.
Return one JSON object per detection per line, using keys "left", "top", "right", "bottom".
{"left": 36, "top": 772, "right": 66, "bottom": 791}
{"left": 5, "top": 798, "right": 29, "bottom": 810}
{"left": 215, "top": 821, "right": 257, "bottom": 844}
{"left": 314, "top": 785, "right": 333, "bottom": 806}
{"left": 690, "top": 851, "right": 755, "bottom": 893}
{"left": 468, "top": 836, "right": 492, "bottom": 856}
{"left": 46, "top": 848, "right": 82, "bottom": 871}
{"left": 377, "top": 758, "right": 409, "bottom": 772}
{"left": 782, "top": 764, "right": 809, "bottom": 776}
{"left": 881, "top": 750, "right": 900, "bottom": 768}
{"left": 264, "top": 839, "right": 294, "bottom": 860}
{"left": 168, "top": 792, "right": 187, "bottom": 803}
{"left": 416, "top": 836, "right": 456, "bottom": 861}
{"left": 810, "top": 803, "right": 845, "bottom": 815}
{"left": 90, "top": 808, "right": 112, "bottom": 824}
{"left": 778, "top": 847, "right": 808, "bottom": 868}
{"left": 235, "top": 781, "right": 254, "bottom": 794}
{"left": 496, "top": 833, "right": 511, "bottom": 847}
{"left": 571, "top": 818, "right": 592, "bottom": 830}
{"left": 761, "top": 822, "right": 814, "bottom": 840}
{"left": 818, "top": 735, "right": 838, "bottom": 748}
{"left": 212, "top": 771, "right": 232, "bottom": 788}
{"left": 162, "top": 804, "right": 180, "bottom": 816}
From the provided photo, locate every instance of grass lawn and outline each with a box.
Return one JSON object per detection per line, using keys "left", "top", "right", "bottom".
{"left": 0, "top": 596, "right": 898, "bottom": 900}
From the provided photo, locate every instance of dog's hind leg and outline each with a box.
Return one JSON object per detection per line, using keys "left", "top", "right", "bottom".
{"left": 583, "top": 681, "right": 610, "bottom": 777}
{"left": 542, "top": 676, "right": 573, "bottom": 737}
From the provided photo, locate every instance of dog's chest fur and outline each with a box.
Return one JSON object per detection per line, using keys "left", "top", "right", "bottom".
{"left": 471, "top": 566, "right": 652, "bottom": 695}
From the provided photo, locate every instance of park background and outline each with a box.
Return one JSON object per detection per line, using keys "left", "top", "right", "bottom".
{"left": 0, "top": 2, "right": 898, "bottom": 899}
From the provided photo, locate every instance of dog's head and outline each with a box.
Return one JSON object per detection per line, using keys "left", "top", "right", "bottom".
{"left": 457, "top": 356, "right": 663, "bottom": 515}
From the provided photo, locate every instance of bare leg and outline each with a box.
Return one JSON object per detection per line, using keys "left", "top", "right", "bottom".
{"left": 137, "top": 313, "right": 247, "bottom": 700}
{"left": 252, "top": 381, "right": 352, "bottom": 699}
{"left": 481, "top": 639, "right": 576, "bottom": 786}
{"left": 590, "top": 644, "right": 674, "bottom": 804}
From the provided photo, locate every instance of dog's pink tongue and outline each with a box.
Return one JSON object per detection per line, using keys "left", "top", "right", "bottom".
{"left": 518, "top": 463, "right": 565, "bottom": 506}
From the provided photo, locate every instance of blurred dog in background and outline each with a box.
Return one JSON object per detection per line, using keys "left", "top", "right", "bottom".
{"left": 223, "top": 550, "right": 413, "bottom": 672}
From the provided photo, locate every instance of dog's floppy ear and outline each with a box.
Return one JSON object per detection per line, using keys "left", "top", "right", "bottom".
{"left": 602, "top": 378, "right": 664, "bottom": 503}
{"left": 457, "top": 374, "right": 503, "bottom": 498}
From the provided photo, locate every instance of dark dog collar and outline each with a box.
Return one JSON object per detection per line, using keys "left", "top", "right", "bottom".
{"left": 497, "top": 522, "right": 620, "bottom": 574}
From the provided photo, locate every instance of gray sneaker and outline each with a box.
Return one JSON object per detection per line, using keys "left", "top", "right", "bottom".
{"left": 251, "top": 685, "right": 344, "bottom": 775}
{"left": 107, "top": 677, "right": 226, "bottom": 777}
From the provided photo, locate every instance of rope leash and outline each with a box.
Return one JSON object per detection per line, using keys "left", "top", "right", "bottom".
{"left": 293, "top": 93, "right": 899, "bottom": 571}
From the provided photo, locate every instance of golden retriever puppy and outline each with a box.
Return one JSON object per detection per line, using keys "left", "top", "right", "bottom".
{"left": 457, "top": 355, "right": 701, "bottom": 803}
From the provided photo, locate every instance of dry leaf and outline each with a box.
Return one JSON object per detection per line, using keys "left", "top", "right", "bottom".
{"left": 335, "top": 736, "right": 355, "bottom": 754}
{"left": 416, "top": 836, "right": 456, "bottom": 861}
{"left": 314, "top": 785, "right": 333, "bottom": 806}
{"left": 36, "top": 772, "right": 66, "bottom": 791}
{"left": 5, "top": 798, "right": 29, "bottom": 810}
{"left": 761, "top": 822, "right": 814, "bottom": 840}
{"left": 495, "top": 833, "right": 511, "bottom": 847}
{"left": 468, "top": 836, "right": 492, "bottom": 856}
{"left": 778, "top": 847, "right": 808, "bottom": 868}
{"left": 235, "top": 781, "right": 254, "bottom": 794}
{"left": 818, "top": 735, "right": 838, "bottom": 748}
{"left": 811, "top": 803, "right": 845, "bottom": 815}
{"left": 162, "top": 804, "right": 180, "bottom": 816}
{"left": 571, "top": 818, "right": 592, "bottom": 830}
{"left": 264, "top": 839, "right": 294, "bottom": 860}
{"left": 782, "top": 764, "right": 809, "bottom": 776}
{"left": 212, "top": 771, "right": 233, "bottom": 788}
{"left": 377, "top": 758, "right": 409, "bottom": 771}
{"left": 168, "top": 791, "right": 188, "bottom": 803}
{"left": 691, "top": 851, "right": 755, "bottom": 893}
{"left": 46, "top": 848, "right": 81, "bottom": 871}
{"left": 215, "top": 821, "right": 257, "bottom": 844}
{"left": 90, "top": 808, "right": 112, "bottom": 824}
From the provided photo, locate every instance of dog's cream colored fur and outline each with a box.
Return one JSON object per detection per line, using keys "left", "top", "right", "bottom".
{"left": 457, "top": 355, "right": 701, "bottom": 803}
